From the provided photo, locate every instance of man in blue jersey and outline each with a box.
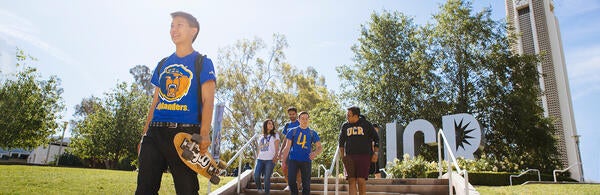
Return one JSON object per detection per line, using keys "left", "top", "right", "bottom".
{"left": 136, "top": 11, "right": 216, "bottom": 195}
{"left": 281, "top": 111, "right": 323, "bottom": 195}
{"left": 278, "top": 107, "right": 301, "bottom": 191}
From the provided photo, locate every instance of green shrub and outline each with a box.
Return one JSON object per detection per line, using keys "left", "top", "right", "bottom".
{"left": 117, "top": 155, "right": 136, "bottom": 171}
{"left": 54, "top": 152, "right": 84, "bottom": 167}
{"left": 385, "top": 153, "right": 575, "bottom": 186}
{"left": 386, "top": 154, "right": 437, "bottom": 178}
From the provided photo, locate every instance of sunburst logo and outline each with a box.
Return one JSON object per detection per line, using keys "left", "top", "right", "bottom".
{"left": 454, "top": 118, "right": 475, "bottom": 150}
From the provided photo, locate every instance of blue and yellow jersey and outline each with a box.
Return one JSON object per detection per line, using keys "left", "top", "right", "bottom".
{"left": 150, "top": 51, "right": 216, "bottom": 124}
{"left": 286, "top": 127, "right": 320, "bottom": 162}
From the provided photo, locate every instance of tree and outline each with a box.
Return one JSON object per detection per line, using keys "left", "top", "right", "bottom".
{"left": 0, "top": 48, "right": 65, "bottom": 149}
{"left": 338, "top": 0, "right": 561, "bottom": 170}
{"left": 430, "top": 0, "right": 499, "bottom": 115}
{"left": 482, "top": 52, "right": 561, "bottom": 172}
{"left": 215, "top": 34, "right": 286, "bottom": 158}
{"left": 215, "top": 34, "right": 342, "bottom": 170}
{"left": 129, "top": 65, "right": 154, "bottom": 96}
{"left": 337, "top": 10, "right": 446, "bottom": 161}
{"left": 337, "top": 10, "right": 442, "bottom": 127}
{"left": 308, "top": 97, "right": 345, "bottom": 170}
{"left": 70, "top": 82, "right": 150, "bottom": 169}
{"left": 431, "top": 0, "right": 560, "bottom": 171}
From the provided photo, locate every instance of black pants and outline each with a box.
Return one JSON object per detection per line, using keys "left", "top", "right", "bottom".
{"left": 288, "top": 160, "right": 312, "bottom": 195}
{"left": 135, "top": 126, "right": 199, "bottom": 195}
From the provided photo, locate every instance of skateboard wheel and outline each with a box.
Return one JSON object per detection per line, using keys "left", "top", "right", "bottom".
{"left": 182, "top": 149, "right": 194, "bottom": 160}
{"left": 210, "top": 176, "right": 220, "bottom": 184}
{"left": 191, "top": 133, "right": 202, "bottom": 143}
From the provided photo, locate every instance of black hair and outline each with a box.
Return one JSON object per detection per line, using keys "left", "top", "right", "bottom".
{"left": 347, "top": 106, "right": 360, "bottom": 116}
{"left": 287, "top": 107, "right": 298, "bottom": 113}
{"left": 170, "top": 11, "right": 200, "bottom": 42}
{"left": 262, "top": 119, "right": 276, "bottom": 136}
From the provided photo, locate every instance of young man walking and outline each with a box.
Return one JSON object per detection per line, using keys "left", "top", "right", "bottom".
{"left": 339, "top": 106, "right": 379, "bottom": 195}
{"left": 281, "top": 111, "right": 323, "bottom": 195}
{"left": 279, "top": 107, "right": 301, "bottom": 191}
{"left": 136, "top": 11, "right": 216, "bottom": 195}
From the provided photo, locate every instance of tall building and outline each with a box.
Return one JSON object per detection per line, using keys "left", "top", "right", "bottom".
{"left": 505, "top": 0, "right": 583, "bottom": 181}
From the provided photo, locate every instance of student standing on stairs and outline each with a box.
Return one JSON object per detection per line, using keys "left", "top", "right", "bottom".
{"left": 278, "top": 107, "right": 302, "bottom": 191}
{"left": 254, "top": 119, "right": 280, "bottom": 194}
{"left": 281, "top": 111, "right": 323, "bottom": 195}
{"left": 339, "top": 106, "right": 380, "bottom": 195}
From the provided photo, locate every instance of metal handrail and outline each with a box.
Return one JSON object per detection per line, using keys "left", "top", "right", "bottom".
{"left": 226, "top": 133, "right": 259, "bottom": 194}
{"left": 324, "top": 144, "right": 340, "bottom": 195}
{"left": 510, "top": 169, "right": 540, "bottom": 186}
{"left": 379, "top": 168, "right": 392, "bottom": 179}
{"left": 437, "top": 129, "right": 469, "bottom": 195}
{"left": 318, "top": 164, "right": 327, "bottom": 178}
{"left": 438, "top": 130, "right": 463, "bottom": 175}
{"left": 554, "top": 163, "right": 581, "bottom": 182}
{"left": 226, "top": 133, "right": 259, "bottom": 166}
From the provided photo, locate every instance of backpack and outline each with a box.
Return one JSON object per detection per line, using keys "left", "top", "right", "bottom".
{"left": 157, "top": 54, "right": 206, "bottom": 122}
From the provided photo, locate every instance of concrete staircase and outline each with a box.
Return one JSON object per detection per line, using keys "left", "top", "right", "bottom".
{"left": 240, "top": 177, "right": 449, "bottom": 195}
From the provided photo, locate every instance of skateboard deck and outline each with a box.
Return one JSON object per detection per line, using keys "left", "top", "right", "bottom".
{"left": 174, "top": 132, "right": 227, "bottom": 184}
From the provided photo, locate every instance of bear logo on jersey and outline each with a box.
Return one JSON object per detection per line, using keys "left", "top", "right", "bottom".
{"left": 158, "top": 64, "right": 194, "bottom": 102}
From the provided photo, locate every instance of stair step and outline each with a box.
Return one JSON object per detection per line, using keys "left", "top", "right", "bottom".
{"left": 245, "top": 177, "right": 449, "bottom": 194}
{"left": 252, "top": 177, "right": 449, "bottom": 185}
{"left": 241, "top": 189, "right": 425, "bottom": 195}
{"left": 247, "top": 183, "right": 448, "bottom": 192}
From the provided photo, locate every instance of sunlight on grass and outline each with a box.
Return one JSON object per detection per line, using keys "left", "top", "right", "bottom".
{"left": 477, "top": 184, "right": 600, "bottom": 194}
{"left": 0, "top": 165, "right": 232, "bottom": 194}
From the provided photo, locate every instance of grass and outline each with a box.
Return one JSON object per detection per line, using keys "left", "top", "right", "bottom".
{"left": 3, "top": 165, "right": 600, "bottom": 194}
{"left": 0, "top": 165, "right": 233, "bottom": 194}
{"left": 476, "top": 184, "right": 600, "bottom": 194}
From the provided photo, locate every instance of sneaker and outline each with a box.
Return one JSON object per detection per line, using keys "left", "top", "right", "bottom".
{"left": 283, "top": 186, "right": 290, "bottom": 191}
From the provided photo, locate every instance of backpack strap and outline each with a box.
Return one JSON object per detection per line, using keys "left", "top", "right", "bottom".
{"left": 195, "top": 54, "right": 205, "bottom": 123}
{"left": 157, "top": 57, "right": 168, "bottom": 74}
{"left": 283, "top": 123, "right": 290, "bottom": 134}
{"left": 292, "top": 127, "right": 297, "bottom": 140}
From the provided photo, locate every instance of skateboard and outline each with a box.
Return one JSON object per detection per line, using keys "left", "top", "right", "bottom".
{"left": 174, "top": 132, "right": 227, "bottom": 184}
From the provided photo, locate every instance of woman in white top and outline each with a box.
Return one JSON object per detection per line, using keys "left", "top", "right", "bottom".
{"left": 254, "top": 119, "right": 280, "bottom": 194}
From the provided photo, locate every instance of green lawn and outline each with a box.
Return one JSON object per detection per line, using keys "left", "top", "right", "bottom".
{"left": 3, "top": 165, "right": 600, "bottom": 194}
{"left": 477, "top": 184, "right": 600, "bottom": 194}
{"left": 0, "top": 165, "right": 233, "bottom": 194}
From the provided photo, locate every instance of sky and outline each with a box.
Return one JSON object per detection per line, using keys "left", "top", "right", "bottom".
{"left": 1, "top": 0, "right": 598, "bottom": 182}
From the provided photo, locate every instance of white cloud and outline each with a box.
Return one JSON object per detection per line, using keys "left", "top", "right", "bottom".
{"left": 566, "top": 45, "right": 600, "bottom": 78}
{"left": 554, "top": 0, "right": 600, "bottom": 17}
{"left": 566, "top": 45, "right": 600, "bottom": 100}
{"left": 0, "top": 9, "right": 78, "bottom": 67}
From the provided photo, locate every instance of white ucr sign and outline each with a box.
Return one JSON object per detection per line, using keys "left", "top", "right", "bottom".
{"left": 389, "top": 113, "right": 482, "bottom": 161}
{"left": 403, "top": 119, "right": 436, "bottom": 157}
{"left": 441, "top": 113, "right": 482, "bottom": 159}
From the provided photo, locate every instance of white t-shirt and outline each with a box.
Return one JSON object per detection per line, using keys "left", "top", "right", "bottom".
{"left": 256, "top": 133, "right": 280, "bottom": 160}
